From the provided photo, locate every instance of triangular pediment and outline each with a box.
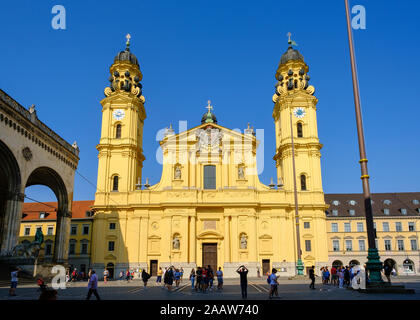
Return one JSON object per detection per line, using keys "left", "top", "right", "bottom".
{"left": 161, "top": 122, "right": 256, "bottom": 145}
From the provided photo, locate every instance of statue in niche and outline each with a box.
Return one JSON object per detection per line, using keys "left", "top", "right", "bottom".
{"left": 238, "top": 165, "right": 245, "bottom": 179}
{"left": 240, "top": 234, "right": 247, "bottom": 249}
{"left": 174, "top": 165, "right": 181, "bottom": 179}
{"left": 172, "top": 236, "right": 180, "bottom": 250}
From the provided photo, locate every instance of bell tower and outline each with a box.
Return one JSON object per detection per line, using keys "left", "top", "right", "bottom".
{"left": 272, "top": 34, "right": 323, "bottom": 194}
{"left": 95, "top": 34, "right": 146, "bottom": 195}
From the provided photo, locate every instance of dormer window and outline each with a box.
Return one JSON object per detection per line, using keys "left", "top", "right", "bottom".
{"left": 401, "top": 208, "right": 407, "bottom": 215}
{"left": 383, "top": 208, "right": 390, "bottom": 215}
{"left": 413, "top": 200, "right": 419, "bottom": 205}
{"left": 332, "top": 200, "right": 340, "bottom": 206}
{"left": 349, "top": 200, "right": 357, "bottom": 206}
{"left": 39, "top": 212, "right": 46, "bottom": 219}
{"left": 383, "top": 199, "right": 392, "bottom": 205}
{"left": 332, "top": 210, "right": 338, "bottom": 216}
{"left": 417, "top": 208, "right": 420, "bottom": 214}
{"left": 349, "top": 209, "right": 355, "bottom": 216}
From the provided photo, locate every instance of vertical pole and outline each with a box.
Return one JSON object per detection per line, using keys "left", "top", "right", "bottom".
{"left": 290, "top": 111, "right": 303, "bottom": 275}
{"left": 344, "top": 0, "right": 383, "bottom": 285}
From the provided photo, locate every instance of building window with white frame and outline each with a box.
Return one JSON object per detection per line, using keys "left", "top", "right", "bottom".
{"left": 344, "top": 223, "right": 351, "bottom": 233}
{"left": 357, "top": 222, "right": 364, "bottom": 232}
{"left": 332, "top": 240, "right": 340, "bottom": 251}
{"left": 410, "top": 239, "right": 417, "bottom": 251}
{"left": 382, "top": 222, "right": 389, "bottom": 232}
{"left": 358, "top": 239, "right": 366, "bottom": 251}
{"left": 397, "top": 239, "right": 405, "bottom": 251}
{"left": 331, "top": 223, "right": 338, "bottom": 232}
{"left": 396, "top": 222, "right": 402, "bottom": 232}
{"left": 24, "top": 226, "right": 30, "bottom": 236}
{"left": 384, "top": 239, "right": 391, "bottom": 251}
{"left": 345, "top": 240, "right": 353, "bottom": 251}
{"left": 47, "top": 226, "right": 54, "bottom": 235}
{"left": 70, "top": 225, "right": 77, "bottom": 235}
{"left": 408, "top": 222, "right": 415, "bottom": 231}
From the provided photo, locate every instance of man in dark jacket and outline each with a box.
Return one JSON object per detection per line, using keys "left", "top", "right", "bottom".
{"left": 236, "top": 265, "right": 249, "bottom": 299}
{"left": 309, "top": 266, "right": 315, "bottom": 289}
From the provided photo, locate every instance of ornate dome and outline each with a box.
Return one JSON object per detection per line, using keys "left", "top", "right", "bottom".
{"left": 201, "top": 111, "right": 217, "bottom": 124}
{"left": 114, "top": 34, "right": 139, "bottom": 66}
{"left": 280, "top": 46, "right": 304, "bottom": 65}
{"left": 114, "top": 48, "right": 139, "bottom": 66}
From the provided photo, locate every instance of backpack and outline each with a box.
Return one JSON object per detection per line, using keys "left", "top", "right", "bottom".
{"left": 267, "top": 275, "right": 271, "bottom": 284}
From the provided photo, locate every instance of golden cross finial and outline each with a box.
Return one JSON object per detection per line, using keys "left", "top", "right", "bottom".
{"left": 206, "top": 100, "right": 213, "bottom": 113}
{"left": 247, "top": 122, "right": 250, "bottom": 129}
{"left": 126, "top": 33, "right": 131, "bottom": 47}
{"left": 287, "top": 32, "right": 292, "bottom": 44}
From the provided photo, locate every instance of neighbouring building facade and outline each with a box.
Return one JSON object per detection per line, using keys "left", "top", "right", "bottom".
{"left": 89, "top": 37, "right": 329, "bottom": 278}
{"left": 19, "top": 200, "right": 94, "bottom": 273}
{"left": 325, "top": 193, "right": 420, "bottom": 275}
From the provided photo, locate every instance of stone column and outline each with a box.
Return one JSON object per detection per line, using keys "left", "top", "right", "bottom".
{"left": 54, "top": 211, "right": 71, "bottom": 263}
{"left": 224, "top": 215, "right": 230, "bottom": 262}
{"left": 0, "top": 192, "right": 24, "bottom": 254}
{"left": 190, "top": 215, "right": 196, "bottom": 263}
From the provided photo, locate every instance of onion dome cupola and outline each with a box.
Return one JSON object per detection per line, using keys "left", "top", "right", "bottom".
{"left": 272, "top": 33, "right": 315, "bottom": 103}
{"left": 201, "top": 100, "right": 218, "bottom": 124}
{"left": 104, "top": 34, "right": 145, "bottom": 103}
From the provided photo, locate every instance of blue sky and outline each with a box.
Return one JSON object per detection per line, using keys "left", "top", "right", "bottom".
{"left": 1, "top": 0, "right": 419, "bottom": 202}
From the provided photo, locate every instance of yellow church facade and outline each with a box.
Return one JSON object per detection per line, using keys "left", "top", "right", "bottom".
{"left": 91, "top": 36, "right": 329, "bottom": 277}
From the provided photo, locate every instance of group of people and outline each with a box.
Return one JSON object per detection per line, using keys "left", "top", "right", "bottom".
{"left": 189, "top": 266, "right": 224, "bottom": 292}
{"left": 66, "top": 268, "right": 88, "bottom": 282}
{"left": 309, "top": 265, "right": 359, "bottom": 289}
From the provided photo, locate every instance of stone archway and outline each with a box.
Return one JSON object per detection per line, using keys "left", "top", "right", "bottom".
{"left": 25, "top": 167, "right": 72, "bottom": 263}
{"left": 0, "top": 140, "right": 22, "bottom": 254}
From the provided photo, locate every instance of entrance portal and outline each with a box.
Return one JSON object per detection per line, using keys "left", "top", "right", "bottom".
{"left": 202, "top": 243, "right": 217, "bottom": 271}
{"left": 150, "top": 260, "right": 158, "bottom": 276}
{"left": 262, "top": 259, "right": 270, "bottom": 275}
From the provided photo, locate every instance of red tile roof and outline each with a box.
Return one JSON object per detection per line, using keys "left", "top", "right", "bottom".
{"left": 22, "top": 200, "right": 94, "bottom": 221}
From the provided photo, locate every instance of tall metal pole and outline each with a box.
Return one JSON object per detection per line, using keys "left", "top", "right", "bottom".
{"left": 344, "top": 0, "right": 383, "bottom": 285}
{"left": 290, "top": 111, "right": 304, "bottom": 275}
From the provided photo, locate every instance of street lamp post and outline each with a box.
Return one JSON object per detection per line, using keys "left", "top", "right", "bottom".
{"left": 344, "top": 0, "right": 383, "bottom": 285}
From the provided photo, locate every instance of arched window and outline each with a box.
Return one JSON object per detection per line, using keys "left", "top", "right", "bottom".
{"left": 300, "top": 174, "right": 307, "bottom": 191}
{"left": 116, "top": 124, "right": 122, "bottom": 139}
{"left": 297, "top": 122, "right": 303, "bottom": 138}
{"left": 112, "top": 176, "right": 119, "bottom": 191}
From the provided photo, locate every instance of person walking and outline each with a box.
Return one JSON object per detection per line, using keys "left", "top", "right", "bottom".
{"left": 309, "top": 265, "right": 316, "bottom": 290}
{"left": 174, "top": 268, "right": 181, "bottom": 287}
{"left": 86, "top": 270, "right": 101, "bottom": 300}
{"left": 324, "top": 267, "right": 330, "bottom": 285}
{"left": 207, "top": 265, "right": 214, "bottom": 291}
{"left": 156, "top": 267, "right": 163, "bottom": 284}
{"left": 103, "top": 268, "right": 109, "bottom": 283}
{"left": 383, "top": 263, "right": 392, "bottom": 283}
{"left": 338, "top": 267, "right": 345, "bottom": 288}
{"left": 125, "top": 269, "right": 131, "bottom": 282}
{"left": 268, "top": 268, "right": 279, "bottom": 299}
{"left": 189, "top": 268, "right": 196, "bottom": 289}
{"left": 216, "top": 267, "right": 223, "bottom": 290}
{"left": 236, "top": 265, "right": 248, "bottom": 299}
{"left": 196, "top": 267, "right": 202, "bottom": 291}
{"left": 9, "top": 267, "right": 20, "bottom": 296}
{"left": 344, "top": 266, "right": 351, "bottom": 287}
{"left": 142, "top": 269, "right": 151, "bottom": 288}
{"left": 166, "top": 267, "right": 174, "bottom": 292}
{"left": 202, "top": 267, "right": 208, "bottom": 292}
{"left": 180, "top": 267, "right": 184, "bottom": 283}
{"left": 162, "top": 267, "right": 167, "bottom": 287}
{"left": 331, "top": 265, "right": 337, "bottom": 286}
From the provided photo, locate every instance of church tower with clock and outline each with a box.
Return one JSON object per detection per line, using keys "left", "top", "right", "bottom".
{"left": 95, "top": 34, "right": 146, "bottom": 198}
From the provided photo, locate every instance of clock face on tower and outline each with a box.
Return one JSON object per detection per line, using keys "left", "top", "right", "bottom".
{"left": 293, "top": 107, "right": 306, "bottom": 119}
{"left": 112, "top": 109, "right": 125, "bottom": 121}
